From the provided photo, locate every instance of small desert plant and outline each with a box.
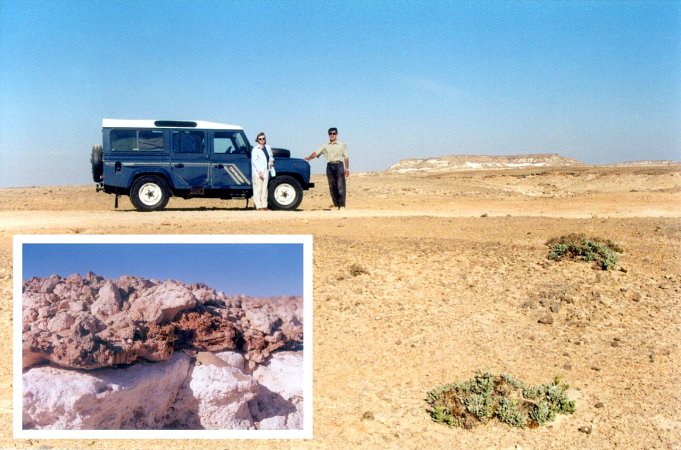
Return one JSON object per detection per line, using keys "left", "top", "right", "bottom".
{"left": 547, "top": 233, "right": 622, "bottom": 270}
{"left": 497, "top": 397, "right": 527, "bottom": 428}
{"left": 426, "top": 372, "right": 575, "bottom": 429}
{"left": 464, "top": 392, "right": 494, "bottom": 419}
{"left": 523, "top": 376, "right": 577, "bottom": 422}
{"left": 348, "top": 263, "right": 370, "bottom": 276}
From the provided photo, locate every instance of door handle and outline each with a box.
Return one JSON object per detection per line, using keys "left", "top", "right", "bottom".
{"left": 174, "top": 163, "right": 185, "bottom": 168}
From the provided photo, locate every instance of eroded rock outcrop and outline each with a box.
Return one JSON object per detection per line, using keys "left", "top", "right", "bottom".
{"left": 22, "top": 274, "right": 305, "bottom": 430}
{"left": 23, "top": 350, "right": 304, "bottom": 430}
{"left": 22, "top": 273, "right": 303, "bottom": 371}
{"left": 23, "top": 352, "right": 191, "bottom": 429}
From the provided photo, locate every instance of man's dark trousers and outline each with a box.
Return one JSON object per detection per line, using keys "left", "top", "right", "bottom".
{"left": 326, "top": 162, "right": 346, "bottom": 207}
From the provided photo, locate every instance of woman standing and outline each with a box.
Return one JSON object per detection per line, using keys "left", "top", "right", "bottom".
{"left": 251, "top": 132, "right": 274, "bottom": 210}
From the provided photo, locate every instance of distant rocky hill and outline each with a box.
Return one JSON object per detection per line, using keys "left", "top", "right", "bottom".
{"left": 387, "top": 153, "right": 583, "bottom": 173}
{"left": 387, "top": 154, "right": 681, "bottom": 174}
{"left": 606, "top": 160, "right": 680, "bottom": 167}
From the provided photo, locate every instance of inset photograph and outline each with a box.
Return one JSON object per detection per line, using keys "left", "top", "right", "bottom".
{"left": 14, "top": 234, "right": 312, "bottom": 440}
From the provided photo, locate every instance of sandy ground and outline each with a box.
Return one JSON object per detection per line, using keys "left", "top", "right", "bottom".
{"left": 1, "top": 164, "right": 680, "bottom": 449}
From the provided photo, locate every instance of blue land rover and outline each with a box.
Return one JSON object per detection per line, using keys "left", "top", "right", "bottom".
{"left": 91, "top": 119, "right": 314, "bottom": 211}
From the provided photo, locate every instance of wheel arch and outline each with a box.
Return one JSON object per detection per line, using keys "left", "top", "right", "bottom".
{"left": 129, "top": 170, "right": 175, "bottom": 195}
{"left": 275, "top": 171, "right": 305, "bottom": 186}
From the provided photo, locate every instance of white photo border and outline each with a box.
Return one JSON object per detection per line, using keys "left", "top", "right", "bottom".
{"left": 13, "top": 234, "right": 313, "bottom": 440}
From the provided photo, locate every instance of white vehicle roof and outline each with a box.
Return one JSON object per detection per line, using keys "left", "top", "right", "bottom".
{"left": 102, "top": 119, "right": 243, "bottom": 130}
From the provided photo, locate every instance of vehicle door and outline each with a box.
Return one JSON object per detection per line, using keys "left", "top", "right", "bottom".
{"left": 209, "top": 130, "right": 252, "bottom": 188}
{"left": 169, "top": 130, "right": 209, "bottom": 187}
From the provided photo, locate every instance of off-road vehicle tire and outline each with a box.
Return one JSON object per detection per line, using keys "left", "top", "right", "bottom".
{"left": 130, "top": 175, "right": 170, "bottom": 212}
{"left": 91, "top": 144, "right": 103, "bottom": 182}
{"left": 269, "top": 175, "right": 303, "bottom": 210}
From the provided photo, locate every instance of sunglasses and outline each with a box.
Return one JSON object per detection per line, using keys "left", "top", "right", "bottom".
{"left": 328, "top": 132, "right": 337, "bottom": 135}
{"left": 257, "top": 137, "right": 266, "bottom": 141}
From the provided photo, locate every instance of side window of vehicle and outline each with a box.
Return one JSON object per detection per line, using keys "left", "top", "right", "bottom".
{"left": 172, "top": 131, "right": 205, "bottom": 153}
{"left": 111, "top": 130, "right": 164, "bottom": 151}
{"left": 111, "top": 130, "right": 137, "bottom": 151}
{"left": 233, "top": 132, "right": 249, "bottom": 154}
{"left": 213, "top": 132, "right": 236, "bottom": 154}
{"left": 138, "top": 130, "right": 164, "bottom": 150}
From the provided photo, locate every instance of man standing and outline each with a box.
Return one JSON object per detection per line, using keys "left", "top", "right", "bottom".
{"left": 305, "top": 127, "right": 349, "bottom": 209}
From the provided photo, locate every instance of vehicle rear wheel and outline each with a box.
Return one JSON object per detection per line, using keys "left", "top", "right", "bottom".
{"left": 91, "top": 144, "right": 103, "bottom": 182}
{"left": 130, "top": 176, "right": 170, "bottom": 211}
{"left": 269, "top": 175, "right": 303, "bottom": 210}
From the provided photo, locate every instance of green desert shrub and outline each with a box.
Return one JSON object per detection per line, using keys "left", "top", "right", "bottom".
{"left": 547, "top": 233, "right": 622, "bottom": 270}
{"left": 464, "top": 392, "right": 494, "bottom": 420}
{"left": 426, "top": 372, "right": 575, "bottom": 429}
{"left": 497, "top": 397, "right": 527, "bottom": 428}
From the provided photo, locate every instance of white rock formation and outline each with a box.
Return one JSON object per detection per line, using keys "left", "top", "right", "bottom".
{"left": 174, "top": 364, "right": 259, "bottom": 430}
{"left": 251, "top": 351, "right": 304, "bottom": 429}
{"left": 215, "top": 350, "right": 246, "bottom": 371}
{"left": 23, "top": 352, "right": 191, "bottom": 429}
{"left": 253, "top": 351, "right": 304, "bottom": 400}
{"left": 387, "top": 153, "right": 584, "bottom": 173}
{"left": 22, "top": 350, "right": 304, "bottom": 430}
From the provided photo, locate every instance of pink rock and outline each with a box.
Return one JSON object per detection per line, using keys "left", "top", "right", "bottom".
{"left": 245, "top": 309, "right": 274, "bottom": 334}
{"left": 39, "top": 274, "right": 62, "bottom": 293}
{"left": 190, "top": 283, "right": 220, "bottom": 304}
{"left": 22, "top": 274, "right": 303, "bottom": 371}
{"left": 175, "top": 309, "right": 239, "bottom": 352}
{"left": 46, "top": 312, "right": 76, "bottom": 332}
{"left": 129, "top": 280, "right": 197, "bottom": 324}
{"left": 90, "top": 281, "right": 122, "bottom": 319}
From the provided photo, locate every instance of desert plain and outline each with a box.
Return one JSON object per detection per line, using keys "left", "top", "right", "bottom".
{"left": 0, "top": 162, "right": 680, "bottom": 449}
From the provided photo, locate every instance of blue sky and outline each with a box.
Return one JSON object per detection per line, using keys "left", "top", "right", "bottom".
{"left": 1, "top": 0, "right": 679, "bottom": 187}
{"left": 22, "top": 243, "right": 304, "bottom": 297}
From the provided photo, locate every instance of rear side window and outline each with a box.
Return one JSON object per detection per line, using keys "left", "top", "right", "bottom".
{"left": 111, "top": 129, "right": 164, "bottom": 151}
{"left": 172, "top": 131, "right": 205, "bottom": 153}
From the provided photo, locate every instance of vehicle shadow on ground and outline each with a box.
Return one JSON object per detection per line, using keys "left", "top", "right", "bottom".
{"left": 163, "top": 206, "right": 253, "bottom": 212}
{"left": 114, "top": 207, "right": 307, "bottom": 212}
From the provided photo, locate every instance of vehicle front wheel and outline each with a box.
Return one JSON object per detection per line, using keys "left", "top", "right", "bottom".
{"left": 130, "top": 176, "right": 170, "bottom": 211}
{"left": 269, "top": 175, "right": 303, "bottom": 210}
